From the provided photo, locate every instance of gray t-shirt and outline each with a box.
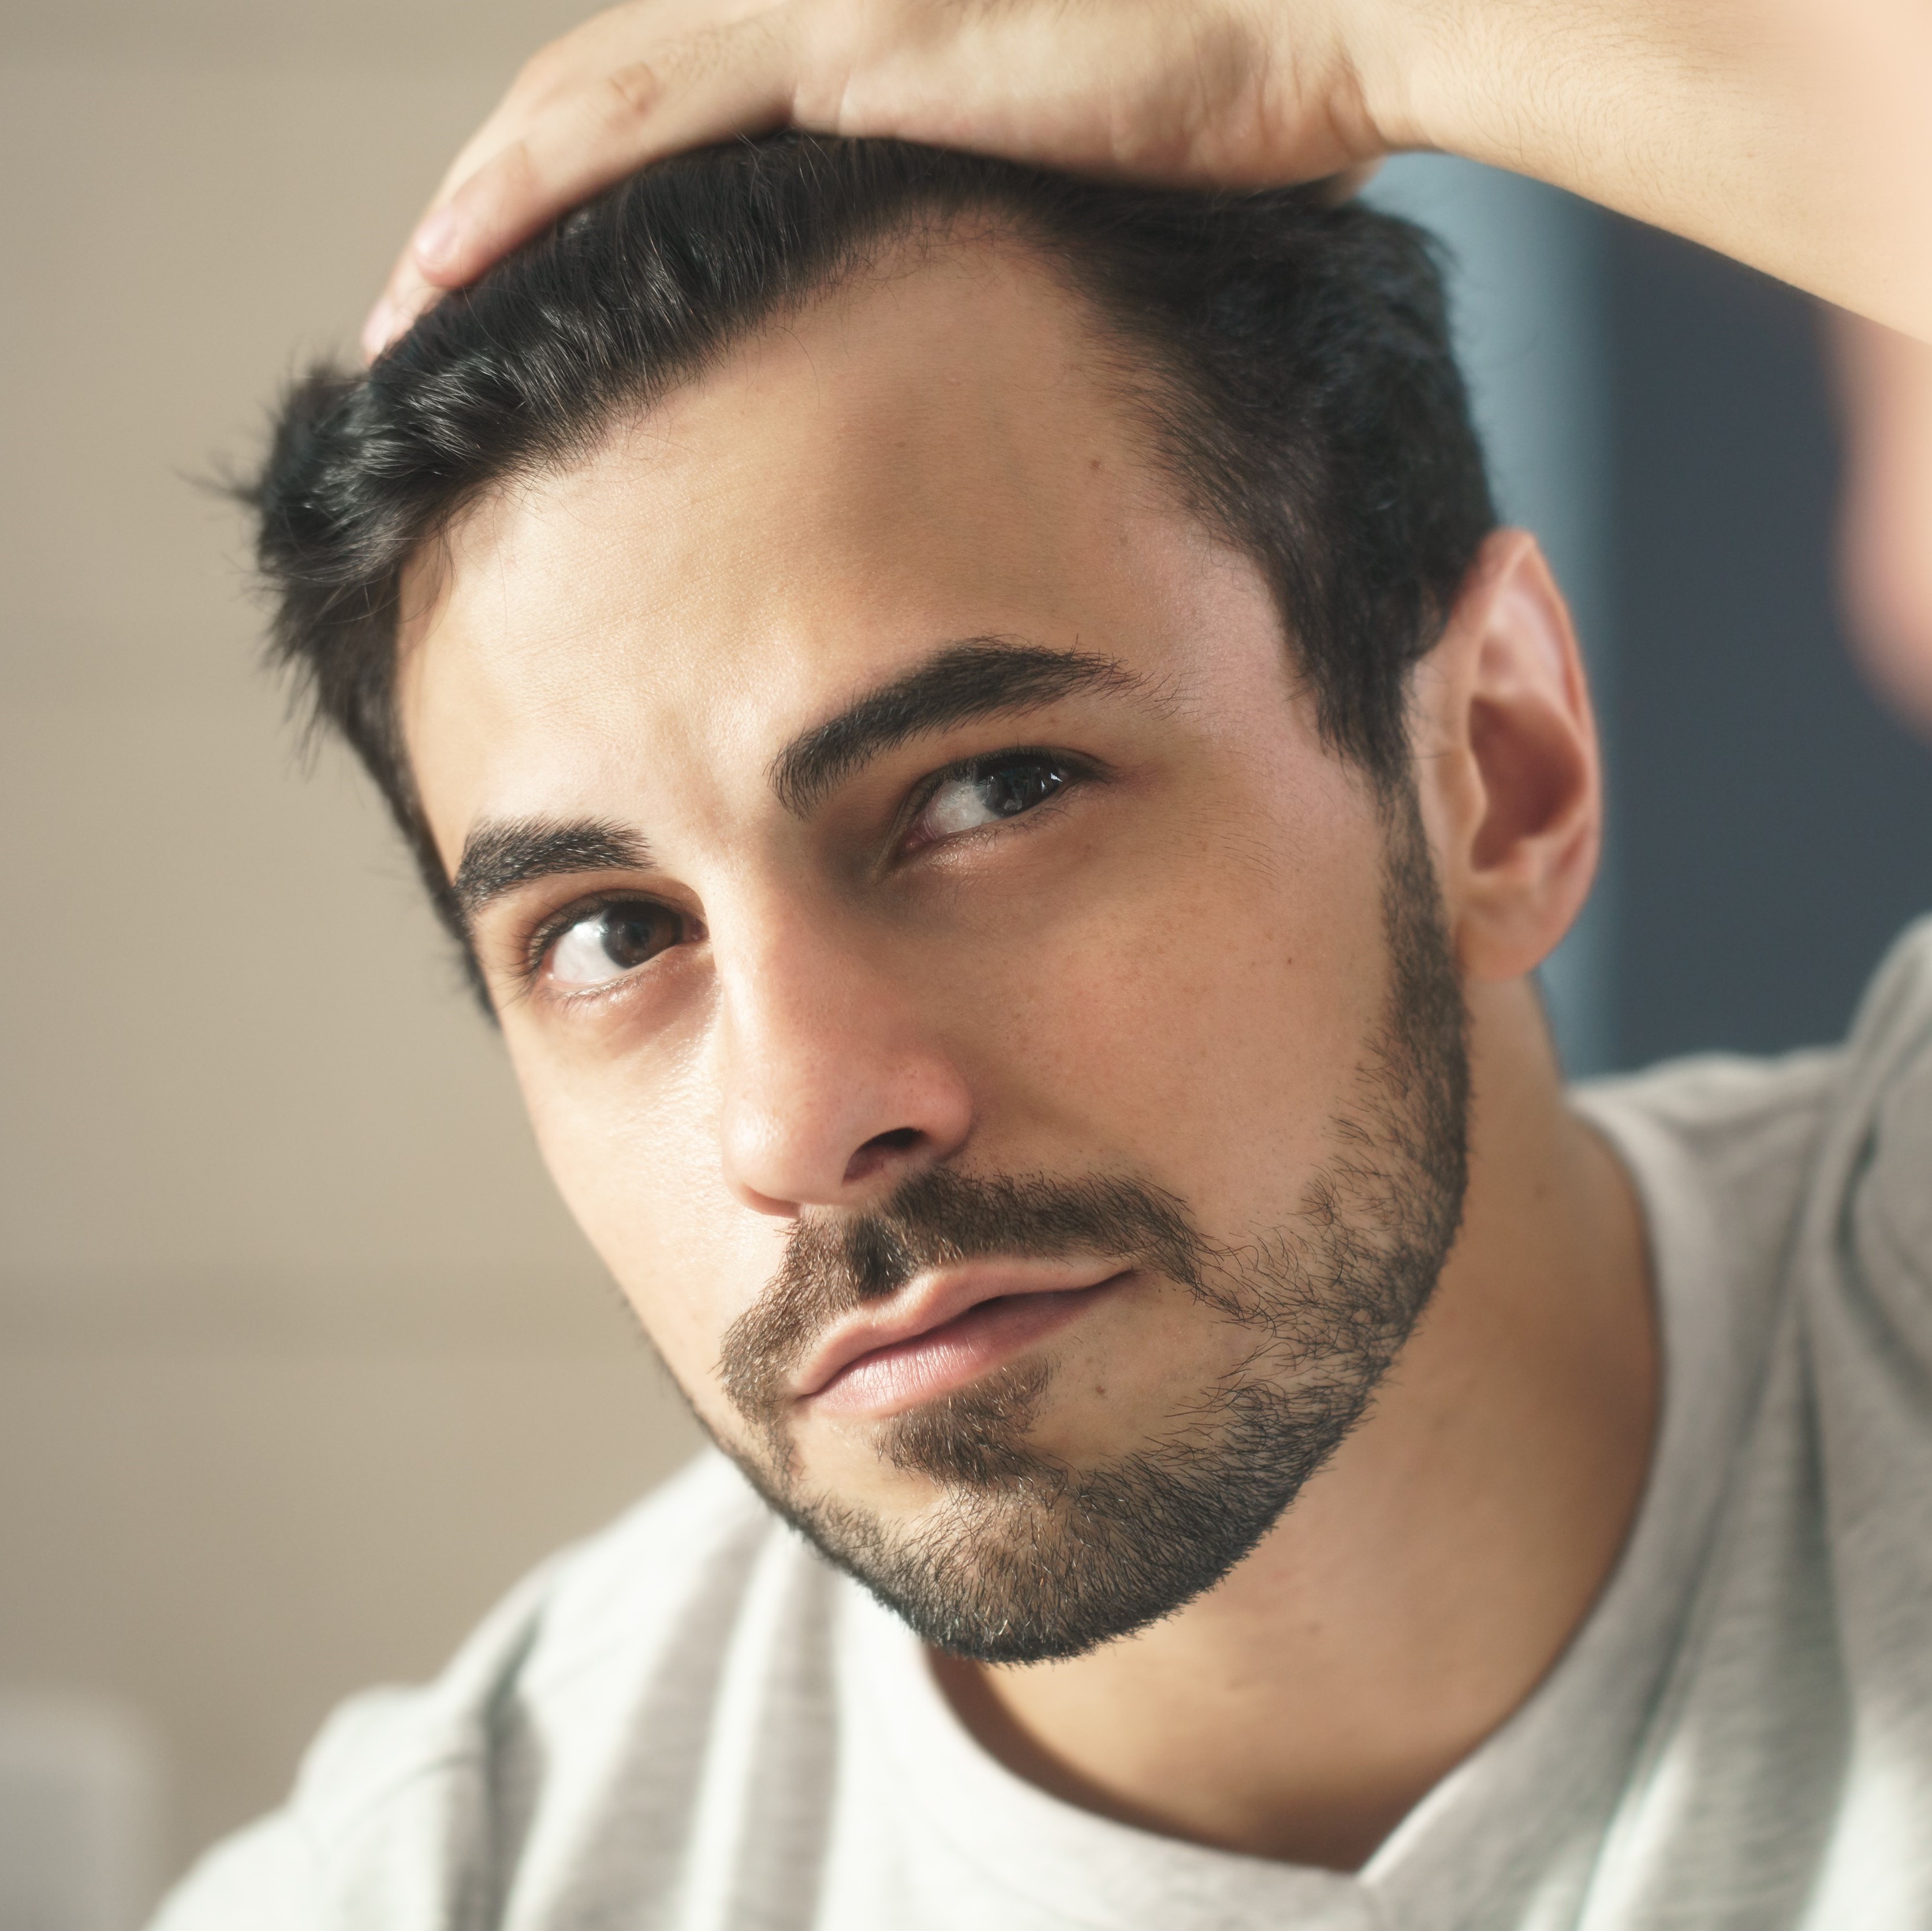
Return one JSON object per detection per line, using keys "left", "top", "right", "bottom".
{"left": 154, "top": 921, "right": 1932, "bottom": 1930}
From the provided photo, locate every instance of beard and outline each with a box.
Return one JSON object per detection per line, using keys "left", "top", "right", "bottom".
{"left": 710, "top": 789, "right": 1469, "bottom": 1664}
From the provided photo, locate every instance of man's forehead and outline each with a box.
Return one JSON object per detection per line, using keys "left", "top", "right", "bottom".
{"left": 394, "top": 234, "right": 1260, "bottom": 851}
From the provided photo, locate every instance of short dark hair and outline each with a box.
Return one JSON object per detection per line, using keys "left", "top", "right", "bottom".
{"left": 244, "top": 135, "right": 1495, "bottom": 985}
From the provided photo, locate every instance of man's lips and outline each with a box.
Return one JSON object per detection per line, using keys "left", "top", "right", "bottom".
{"left": 794, "top": 1261, "right": 1131, "bottom": 1418}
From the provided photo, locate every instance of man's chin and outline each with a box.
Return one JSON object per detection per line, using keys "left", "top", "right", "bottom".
{"left": 722, "top": 1370, "right": 1356, "bottom": 1667}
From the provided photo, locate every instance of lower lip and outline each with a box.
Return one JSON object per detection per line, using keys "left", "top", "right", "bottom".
{"left": 807, "top": 1277, "right": 1126, "bottom": 1418}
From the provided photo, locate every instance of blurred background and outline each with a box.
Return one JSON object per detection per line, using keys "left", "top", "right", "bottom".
{"left": 2, "top": 3, "right": 1929, "bottom": 1921}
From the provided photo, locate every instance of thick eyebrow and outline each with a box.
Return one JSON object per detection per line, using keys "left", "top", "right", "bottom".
{"left": 451, "top": 818, "right": 652, "bottom": 929}
{"left": 449, "top": 640, "right": 1139, "bottom": 927}
{"left": 770, "top": 637, "right": 1148, "bottom": 817}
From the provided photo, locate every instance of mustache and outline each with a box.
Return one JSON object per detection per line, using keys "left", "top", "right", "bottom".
{"left": 717, "top": 1165, "right": 1210, "bottom": 1425}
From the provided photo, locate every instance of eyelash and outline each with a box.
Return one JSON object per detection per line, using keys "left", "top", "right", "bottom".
{"left": 897, "top": 746, "right": 1099, "bottom": 852}
{"left": 517, "top": 888, "right": 685, "bottom": 997}
{"left": 517, "top": 746, "right": 1101, "bottom": 999}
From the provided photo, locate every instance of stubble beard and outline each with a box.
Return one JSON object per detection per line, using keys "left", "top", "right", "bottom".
{"left": 710, "top": 791, "right": 1469, "bottom": 1664}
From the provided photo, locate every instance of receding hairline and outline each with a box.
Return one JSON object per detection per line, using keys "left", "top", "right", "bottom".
{"left": 393, "top": 216, "right": 1289, "bottom": 891}
{"left": 392, "top": 206, "right": 1252, "bottom": 668}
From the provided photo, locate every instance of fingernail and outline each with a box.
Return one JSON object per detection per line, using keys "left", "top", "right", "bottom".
{"left": 414, "top": 207, "right": 459, "bottom": 271}
{"left": 360, "top": 296, "right": 396, "bottom": 359}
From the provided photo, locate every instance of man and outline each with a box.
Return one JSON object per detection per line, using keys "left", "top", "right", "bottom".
{"left": 160, "top": 38, "right": 1931, "bottom": 1931}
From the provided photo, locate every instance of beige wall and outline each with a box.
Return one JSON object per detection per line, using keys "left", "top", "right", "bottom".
{"left": 0, "top": 9, "right": 703, "bottom": 1898}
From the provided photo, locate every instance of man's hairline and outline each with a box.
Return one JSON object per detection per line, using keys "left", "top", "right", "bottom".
{"left": 390, "top": 206, "right": 1241, "bottom": 694}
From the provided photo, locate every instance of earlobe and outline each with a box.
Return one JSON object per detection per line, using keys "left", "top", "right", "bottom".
{"left": 1412, "top": 531, "right": 1603, "bottom": 984}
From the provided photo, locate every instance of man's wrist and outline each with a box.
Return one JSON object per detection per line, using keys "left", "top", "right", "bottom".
{"left": 1314, "top": 0, "right": 1466, "bottom": 163}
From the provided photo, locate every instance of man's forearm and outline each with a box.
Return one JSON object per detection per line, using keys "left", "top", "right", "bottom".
{"left": 1369, "top": 0, "right": 1932, "bottom": 339}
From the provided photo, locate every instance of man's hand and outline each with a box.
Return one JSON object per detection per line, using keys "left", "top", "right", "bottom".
{"left": 361, "top": 0, "right": 1396, "bottom": 357}
{"left": 363, "top": 0, "right": 1932, "bottom": 358}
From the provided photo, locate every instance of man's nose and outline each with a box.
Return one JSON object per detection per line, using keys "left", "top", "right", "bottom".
{"left": 711, "top": 907, "right": 975, "bottom": 1216}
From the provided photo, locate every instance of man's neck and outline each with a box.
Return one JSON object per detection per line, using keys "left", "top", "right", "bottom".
{"left": 931, "top": 977, "right": 1658, "bottom": 1870}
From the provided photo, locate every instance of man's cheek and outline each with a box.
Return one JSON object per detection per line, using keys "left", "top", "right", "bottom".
{"left": 518, "top": 1071, "right": 778, "bottom": 1405}
{"left": 613, "top": 1204, "right": 782, "bottom": 1402}
{"left": 1010, "top": 892, "right": 1356, "bottom": 1166}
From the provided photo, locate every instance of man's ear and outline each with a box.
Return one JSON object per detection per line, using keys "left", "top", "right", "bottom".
{"left": 1408, "top": 529, "right": 1602, "bottom": 983}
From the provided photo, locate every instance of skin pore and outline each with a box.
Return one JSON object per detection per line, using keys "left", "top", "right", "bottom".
{"left": 396, "top": 232, "right": 1655, "bottom": 1870}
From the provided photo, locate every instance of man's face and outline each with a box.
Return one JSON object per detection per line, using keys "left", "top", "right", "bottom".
{"left": 399, "top": 237, "right": 1467, "bottom": 1659}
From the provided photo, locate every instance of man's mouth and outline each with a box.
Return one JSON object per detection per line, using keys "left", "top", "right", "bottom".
{"left": 795, "top": 1262, "right": 1132, "bottom": 1418}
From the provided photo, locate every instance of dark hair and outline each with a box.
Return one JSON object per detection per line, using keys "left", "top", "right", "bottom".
{"left": 245, "top": 135, "right": 1494, "bottom": 980}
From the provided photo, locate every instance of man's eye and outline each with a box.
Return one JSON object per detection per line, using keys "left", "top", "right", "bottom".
{"left": 544, "top": 901, "right": 685, "bottom": 989}
{"left": 913, "top": 755, "right": 1074, "bottom": 843}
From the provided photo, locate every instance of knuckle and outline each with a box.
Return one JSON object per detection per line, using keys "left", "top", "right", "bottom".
{"left": 487, "top": 137, "right": 543, "bottom": 203}
{"left": 520, "top": 1, "right": 661, "bottom": 103}
{"left": 591, "top": 60, "right": 665, "bottom": 130}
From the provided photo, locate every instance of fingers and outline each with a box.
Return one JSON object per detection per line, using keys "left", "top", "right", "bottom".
{"left": 446, "top": 45, "right": 792, "bottom": 275}
{"left": 360, "top": 5, "right": 644, "bottom": 356}
{"left": 360, "top": 99, "right": 553, "bottom": 356}
{"left": 363, "top": 7, "right": 812, "bottom": 358}
{"left": 355, "top": 0, "right": 1383, "bottom": 361}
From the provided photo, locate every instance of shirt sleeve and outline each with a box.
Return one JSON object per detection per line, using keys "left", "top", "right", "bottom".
{"left": 148, "top": 1815, "right": 318, "bottom": 1931}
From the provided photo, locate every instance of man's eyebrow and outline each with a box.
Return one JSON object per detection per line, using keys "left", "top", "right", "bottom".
{"left": 770, "top": 637, "right": 1149, "bottom": 817}
{"left": 451, "top": 819, "right": 653, "bottom": 927}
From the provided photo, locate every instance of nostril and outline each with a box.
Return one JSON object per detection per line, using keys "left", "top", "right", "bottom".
{"left": 844, "top": 1126, "right": 924, "bottom": 1186}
